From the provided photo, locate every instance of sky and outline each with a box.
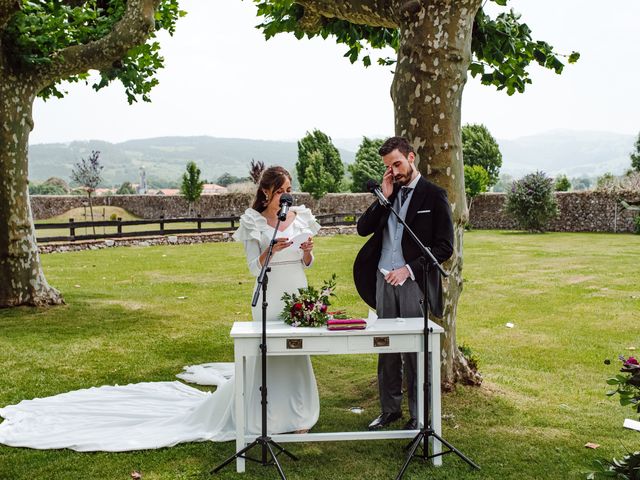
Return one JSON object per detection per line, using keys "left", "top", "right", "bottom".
{"left": 29, "top": 0, "right": 640, "bottom": 145}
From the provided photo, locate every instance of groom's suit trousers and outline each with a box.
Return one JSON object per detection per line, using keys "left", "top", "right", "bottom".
{"left": 375, "top": 270, "right": 423, "bottom": 419}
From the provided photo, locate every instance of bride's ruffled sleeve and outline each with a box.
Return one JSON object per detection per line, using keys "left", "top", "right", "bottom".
{"left": 292, "top": 205, "right": 321, "bottom": 269}
{"left": 232, "top": 209, "right": 267, "bottom": 277}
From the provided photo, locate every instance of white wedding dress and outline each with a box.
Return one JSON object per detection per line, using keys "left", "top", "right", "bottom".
{"left": 0, "top": 206, "right": 321, "bottom": 452}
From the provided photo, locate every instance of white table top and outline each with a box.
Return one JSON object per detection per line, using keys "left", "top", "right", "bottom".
{"left": 230, "top": 317, "right": 444, "bottom": 338}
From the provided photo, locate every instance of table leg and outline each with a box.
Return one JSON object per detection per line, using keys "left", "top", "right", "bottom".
{"left": 431, "top": 334, "right": 442, "bottom": 466}
{"left": 235, "top": 353, "right": 245, "bottom": 473}
{"left": 417, "top": 351, "right": 425, "bottom": 429}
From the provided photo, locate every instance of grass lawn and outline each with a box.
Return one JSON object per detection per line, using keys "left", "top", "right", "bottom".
{"left": 0, "top": 231, "right": 639, "bottom": 479}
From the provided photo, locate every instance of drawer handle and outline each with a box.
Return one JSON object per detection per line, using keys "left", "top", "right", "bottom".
{"left": 373, "top": 336, "right": 390, "bottom": 347}
{"left": 287, "top": 338, "right": 303, "bottom": 349}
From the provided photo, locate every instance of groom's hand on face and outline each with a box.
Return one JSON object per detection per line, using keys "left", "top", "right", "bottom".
{"left": 385, "top": 267, "right": 411, "bottom": 286}
{"left": 381, "top": 166, "right": 394, "bottom": 198}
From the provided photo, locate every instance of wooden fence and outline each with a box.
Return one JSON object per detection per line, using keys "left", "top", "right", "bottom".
{"left": 35, "top": 213, "right": 360, "bottom": 243}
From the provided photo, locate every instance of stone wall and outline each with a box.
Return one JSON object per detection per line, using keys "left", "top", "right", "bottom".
{"left": 469, "top": 191, "right": 640, "bottom": 233}
{"left": 31, "top": 193, "right": 375, "bottom": 220}
{"left": 31, "top": 190, "right": 640, "bottom": 233}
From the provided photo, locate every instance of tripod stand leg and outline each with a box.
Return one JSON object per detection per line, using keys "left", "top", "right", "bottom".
{"left": 270, "top": 439, "right": 299, "bottom": 461}
{"left": 395, "top": 432, "right": 425, "bottom": 480}
{"left": 211, "top": 439, "right": 259, "bottom": 474}
{"left": 266, "top": 441, "right": 287, "bottom": 480}
{"left": 430, "top": 431, "right": 480, "bottom": 470}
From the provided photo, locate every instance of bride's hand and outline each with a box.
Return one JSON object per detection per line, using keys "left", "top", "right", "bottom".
{"left": 271, "top": 238, "right": 292, "bottom": 253}
{"left": 300, "top": 237, "right": 313, "bottom": 253}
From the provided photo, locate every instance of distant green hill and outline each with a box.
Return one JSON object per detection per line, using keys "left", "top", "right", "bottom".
{"left": 28, "top": 136, "right": 357, "bottom": 186}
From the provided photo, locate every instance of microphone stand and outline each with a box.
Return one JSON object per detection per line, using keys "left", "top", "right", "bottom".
{"left": 373, "top": 190, "right": 479, "bottom": 479}
{"left": 213, "top": 213, "right": 297, "bottom": 479}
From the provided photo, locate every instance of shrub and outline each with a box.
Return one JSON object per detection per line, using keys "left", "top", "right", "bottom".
{"left": 504, "top": 171, "right": 558, "bottom": 232}
{"left": 635, "top": 215, "right": 640, "bottom": 235}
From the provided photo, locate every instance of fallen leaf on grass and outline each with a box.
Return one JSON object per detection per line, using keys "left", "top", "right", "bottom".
{"left": 131, "top": 471, "right": 142, "bottom": 479}
{"left": 74, "top": 284, "right": 81, "bottom": 288}
{"left": 505, "top": 322, "right": 514, "bottom": 328}
{"left": 177, "top": 296, "right": 187, "bottom": 300}
{"left": 584, "top": 442, "right": 600, "bottom": 449}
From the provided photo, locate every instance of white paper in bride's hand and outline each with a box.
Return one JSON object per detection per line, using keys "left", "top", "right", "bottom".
{"left": 367, "top": 309, "right": 378, "bottom": 327}
{"left": 288, "top": 232, "right": 313, "bottom": 250}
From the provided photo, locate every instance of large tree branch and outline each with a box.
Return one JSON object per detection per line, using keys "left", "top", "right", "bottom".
{"left": 296, "top": 0, "right": 398, "bottom": 29}
{"left": 36, "top": 0, "right": 160, "bottom": 88}
{"left": 0, "top": 0, "right": 19, "bottom": 31}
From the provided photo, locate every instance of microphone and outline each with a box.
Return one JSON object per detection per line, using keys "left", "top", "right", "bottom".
{"left": 277, "top": 193, "right": 293, "bottom": 221}
{"left": 366, "top": 180, "right": 390, "bottom": 208}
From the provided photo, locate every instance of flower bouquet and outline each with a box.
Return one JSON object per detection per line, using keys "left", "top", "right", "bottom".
{"left": 280, "top": 274, "right": 339, "bottom": 327}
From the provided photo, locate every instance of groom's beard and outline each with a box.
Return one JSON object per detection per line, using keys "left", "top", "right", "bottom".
{"left": 394, "top": 169, "right": 415, "bottom": 186}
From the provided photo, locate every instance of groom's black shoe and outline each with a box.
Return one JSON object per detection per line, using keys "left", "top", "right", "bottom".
{"left": 368, "top": 412, "right": 402, "bottom": 431}
{"left": 403, "top": 417, "right": 417, "bottom": 430}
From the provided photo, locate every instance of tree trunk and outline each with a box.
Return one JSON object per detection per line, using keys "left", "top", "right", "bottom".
{"left": 391, "top": 0, "right": 482, "bottom": 387}
{"left": 0, "top": 73, "right": 63, "bottom": 307}
{"left": 88, "top": 191, "right": 96, "bottom": 235}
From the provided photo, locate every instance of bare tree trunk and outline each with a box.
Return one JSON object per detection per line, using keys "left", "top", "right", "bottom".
{"left": 391, "top": 0, "right": 482, "bottom": 387}
{"left": 0, "top": 73, "right": 63, "bottom": 307}
{"left": 87, "top": 191, "right": 96, "bottom": 235}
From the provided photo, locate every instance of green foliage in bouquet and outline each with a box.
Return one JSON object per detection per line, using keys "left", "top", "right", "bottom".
{"left": 586, "top": 356, "right": 640, "bottom": 479}
{"left": 606, "top": 355, "right": 640, "bottom": 415}
{"left": 281, "top": 274, "right": 337, "bottom": 327}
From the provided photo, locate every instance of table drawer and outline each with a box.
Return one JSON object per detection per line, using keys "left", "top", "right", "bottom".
{"left": 348, "top": 334, "right": 419, "bottom": 353}
{"left": 268, "top": 336, "right": 332, "bottom": 353}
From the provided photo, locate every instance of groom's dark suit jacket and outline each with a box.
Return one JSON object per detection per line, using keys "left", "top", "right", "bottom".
{"left": 353, "top": 176, "right": 454, "bottom": 318}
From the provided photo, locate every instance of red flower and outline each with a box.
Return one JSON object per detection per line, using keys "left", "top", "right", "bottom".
{"left": 293, "top": 302, "right": 303, "bottom": 311}
{"left": 320, "top": 304, "right": 327, "bottom": 313}
{"left": 626, "top": 356, "right": 639, "bottom": 366}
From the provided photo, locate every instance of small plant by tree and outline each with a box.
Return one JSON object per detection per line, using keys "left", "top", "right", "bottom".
{"left": 554, "top": 174, "right": 571, "bottom": 192}
{"left": 348, "top": 137, "right": 386, "bottom": 192}
{"left": 464, "top": 165, "right": 490, "bottom": 214}
{"left": 249, "top": 159, "right": 265, "bottom": 184}
{"left": 631, "top": 131, "right": 640, "bottom": 172}
{"left": 180, "top": 161, "right": 204, "bottom": 216}
{"left": 116, "top": 182, "right": 136, "bottom": 195}
{"left": 297, "top": 130, "right": 344, "bottom": 194}
{"left": 462, "top": 124, "right": 503, "bottom": 187}
{"left": 301, "top": 151, "right": 332, "bottom": 200}
{"left": 504, "top": 171, "right": 558, "bottom": 232}
{"left": 71, "top": 150, "right": 103, "bottom": 234}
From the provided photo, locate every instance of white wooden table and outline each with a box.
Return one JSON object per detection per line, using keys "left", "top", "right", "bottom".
{"left": 230, "top": 317, "right": 444, "bottom": 473}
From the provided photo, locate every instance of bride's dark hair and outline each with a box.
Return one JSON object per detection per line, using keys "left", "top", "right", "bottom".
{"left": 251, "top": 166, "right": 292, "bottom": 213}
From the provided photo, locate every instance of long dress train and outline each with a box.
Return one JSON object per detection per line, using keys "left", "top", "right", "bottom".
{"left": 0, "top": 206, "right": 321, "bottom": 452}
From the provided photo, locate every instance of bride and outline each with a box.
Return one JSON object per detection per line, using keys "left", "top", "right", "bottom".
{"left": 0, "top": 166, "right": 321, "bottom": 452}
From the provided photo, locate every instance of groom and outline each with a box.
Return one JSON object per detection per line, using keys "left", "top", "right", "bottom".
{"left": 353, "top": 136, "right": 454, "bottom": 431}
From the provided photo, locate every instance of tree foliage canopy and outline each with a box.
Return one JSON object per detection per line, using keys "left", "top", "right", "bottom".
{"left": 554, "top": 174, "right": 571, "bottom": 192}
{"left": 4, "top": 0, "right": 185, "bottom": 102}
{"left": 348, "top": 137, "right": 385, "bottom": 193}
{"left": 297, "top": 129, "right": 343, "bottom": 194}
{"left": 462, "top": 124, "right": 502, "bottom": 187}
{"left": 301, "top": 150, "right": 331, "bottom": 200}
{"left": 252, "top": 0, "right": 579, "bottom": 94}
{"left": 180, "top": 161, "right": 204, "bottom": 205}
{"left": 464, "top": 164, "right": 490, "bottom": 201}
{"left": 631, "top": 132, "right": 640, "bottom": 172}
